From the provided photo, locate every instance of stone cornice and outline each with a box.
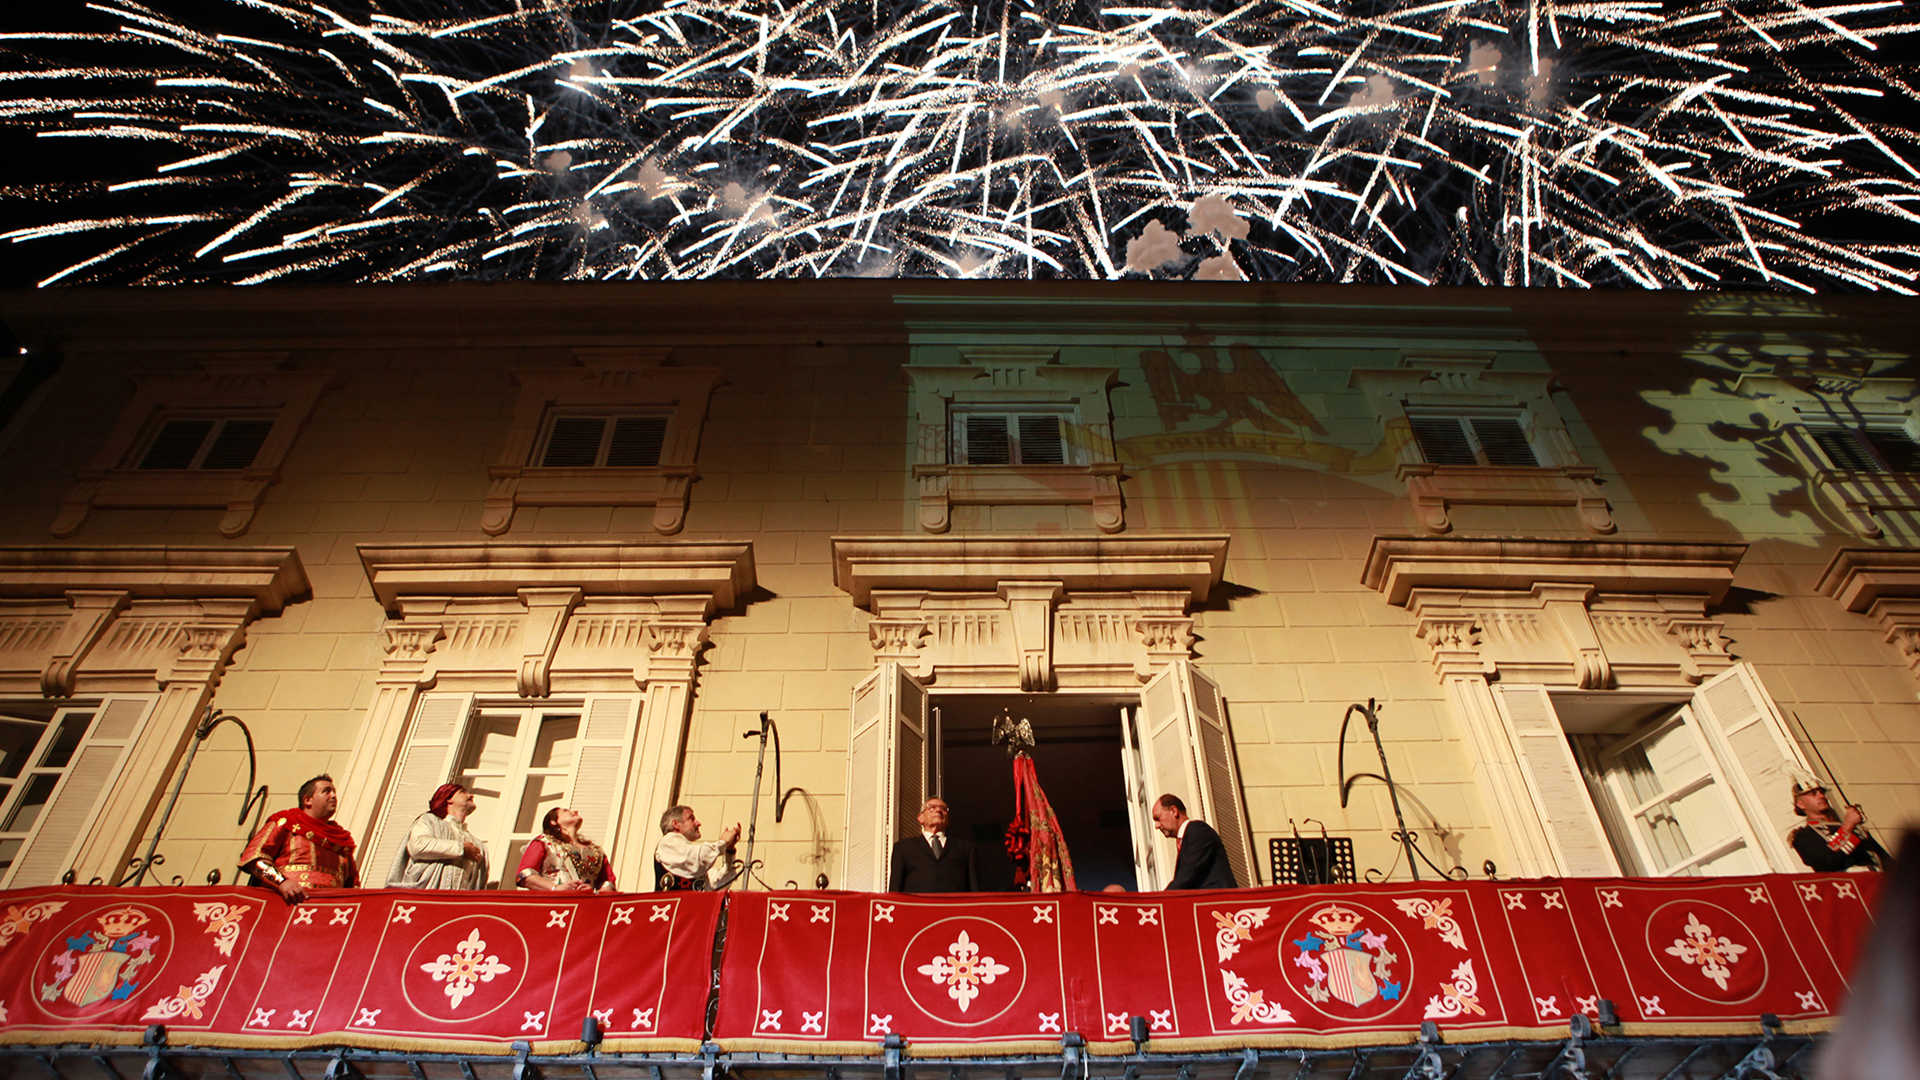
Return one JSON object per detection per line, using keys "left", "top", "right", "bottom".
{"left": 830, "top": 534, "right": 1229, "bottom": 608}
{"left": 1814, "top": 547, "right": 1920, "bottom": 612}
{"left": 0, "top": 545, "right": 307, "bottom": 613}
{"left": 1362, "top": 537, "right": 1747, "bottom": 608}
{"left": 357, "top": 541, "right": 756, "bottom": 613}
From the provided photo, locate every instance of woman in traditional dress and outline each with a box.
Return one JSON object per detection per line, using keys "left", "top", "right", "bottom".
{"left": 516, "top": 807, "right": 617, "bottom": 893}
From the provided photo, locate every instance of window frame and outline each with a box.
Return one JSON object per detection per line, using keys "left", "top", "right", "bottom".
{"left": 0, "top": 705, "right": 96, "bottom": 879}
{"left": 1733, "top": 374, "right": 1920, "bottom": 540}
{"left": 531, "top": 408, "right": 673, "bottom": 470}
{"left": 130, "top": 412, "right": 279, "bottom": 472}
{"left": 1577, "top": 705, "right": 1765, "bottom": 878}
{"left": 453, "top": 703, "right": 586, "bottom": 888}
{"left": 51, "top": 360, "right": 329, "bottom": 538}
{"left": 1404, "top": 408, "right": 1542, "bottom": 468}
{"left": 1807, "top": 424, "right": 1920, "bottom": 476}
{"left": 948, "top": 404, "right": 1080, "bottom": 467}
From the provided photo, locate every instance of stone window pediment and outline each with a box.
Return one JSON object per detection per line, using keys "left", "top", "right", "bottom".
{"left": 482, "top": 350, "right": 721, "bottom": 536}
{"left": 1734, "top": 374, "right": 1920, "bottom": 539}
{"left": 1817, "top": 546, "right": 1920, "bottom": 679}
{"left": 831, "top": 534, "right": 1227, "bottom": 690}
{"left": 905, "top": 348, "right": 1124, "bottom": 533}
{"left": 51, "top": 357, "right": 330, "bottom": 539}
{"left": 1350, "top": 355, "right": 1613, "bottom": 535}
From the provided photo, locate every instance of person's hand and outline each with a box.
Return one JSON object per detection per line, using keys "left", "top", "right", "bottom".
{"left": 1843, "top": 804, "right": 1865, "bottom": 830}
{"left": 597, "top": 882, "right": 618, "bottom": 895}
{"left": 569, "top": 881, "right": 594, "bottom": 893}
{"left": 276, "top": 878, "right": 308, "bottom": 905}
{"left": 721, "top": 823, "right": 741, "bottom": 849}
{"left": 462, "top": 841, "right": 482, "bottom": 861}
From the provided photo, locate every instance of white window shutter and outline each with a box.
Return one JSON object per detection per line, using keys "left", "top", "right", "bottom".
{"left": 570, "top": 695, "right": 639, "bottom": 856}
{"left": 1493, "top": 685, "right": 1620, "bottom": 877}
{"left": 6, "top": 696, "right": 157, "bottom": 887}
{"left": 1117, "top": 706, "right": 1164, "bottom": 890}
{"left": 1690, "top": 664, "right": 1811, "bottom": 871}
{"left": 1187, "top": 666, "right": 1256, "bottom": 885}
{"left": 842, "top": 662, "right": 929, "bottom": 891}
{"left": 1136, "top": 663, "right": 1200, "bottom": 888}
{"left": 364, "top": 692, "right": 472, "bottom": 885}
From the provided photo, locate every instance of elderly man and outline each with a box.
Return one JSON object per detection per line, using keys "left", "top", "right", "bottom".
{"left": 240, "top": 774, "right": 359, "bottom": 904}
{"left": 653, "top": 805, "right": 740, "bottom": 890}
{"left": 890, "top": 797, "right": 977, "bottom": 893}
{"left": 1151, "top": 793, "right": 1238, "bottom": 890}
{"left": 386, "top": 782, "right": 489, "bottom": 889}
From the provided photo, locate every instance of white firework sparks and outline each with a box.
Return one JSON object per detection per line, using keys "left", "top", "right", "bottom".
{"left": 1, "top": 0, "right": 1916, "bottom": 288}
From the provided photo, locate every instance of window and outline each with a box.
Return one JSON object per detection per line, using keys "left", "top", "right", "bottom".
{"left": 1809, "top": 426, "right": 1920, "bottom": 475}
{"left": 951, "top": 408, "right": 1073, "bottom": 466}
{"left": 904, "top": 348, "right": 1124, "bottom": 532}
{"left": 453, "top": 706, "right": 582, "bottom": 886}
{"left": 0, "top": 707, "right": 93, "bottom": 881}
{"left": 134, "top": 415, "right": 275, "bottom": 471}
{"left": 535, "top": 411, "right": 669, "bottom": 469}
{"left": 1407, "top": 413, "right": 1538, "bottom": 467}
{"left": 51, "top": 360, "right": 329, "bottom": 538}
{"left": 1349, "top": 356, "right": 1614, "bottom": 533}
{"left": 482, "top": 356, "right": 720, "bottom": 535}
{"left": 1576, "top": 707, "right": 1764, "bottom": 877}
{"left": 362, "top": 692, "right": 640, "bottom": 890}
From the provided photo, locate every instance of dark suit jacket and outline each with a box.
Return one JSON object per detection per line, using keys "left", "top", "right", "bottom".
{"left": 890, "top": 832, "right": 977, "bottom": 892}
{"left": 1169, "top": 819, "right": 1238, "bottom": 890}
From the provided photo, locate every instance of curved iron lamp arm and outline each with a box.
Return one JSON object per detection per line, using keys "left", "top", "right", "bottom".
{"left": 1337, "top": 699, "right": 1467, "bottom": 883}
{"left": 114, "top": 709, "right": 268, "bottom": 887}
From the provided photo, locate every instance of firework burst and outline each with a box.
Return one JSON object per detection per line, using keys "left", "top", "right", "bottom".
{"left": 1, "top": 0, "right": 1917, "bottom": 288}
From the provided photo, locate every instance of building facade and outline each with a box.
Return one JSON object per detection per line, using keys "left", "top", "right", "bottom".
{"left": 0, "top": 281, "right": 1915, "bottom": 904}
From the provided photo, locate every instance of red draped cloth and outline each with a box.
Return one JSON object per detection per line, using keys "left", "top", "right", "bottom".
{"left": 1005, "top": 753, "right": 1075, "bottom": 893}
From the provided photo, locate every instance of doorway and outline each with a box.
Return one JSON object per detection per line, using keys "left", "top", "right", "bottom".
{"left": 933, "top": 694, "right": 1138, "bottom": 892}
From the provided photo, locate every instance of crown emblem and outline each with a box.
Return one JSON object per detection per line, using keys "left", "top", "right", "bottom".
{"left": 96, "top": 905, "right": 150, "bottom": 938}
{"left": 1307, "top": 904, "right": 1361, "bottom": 939}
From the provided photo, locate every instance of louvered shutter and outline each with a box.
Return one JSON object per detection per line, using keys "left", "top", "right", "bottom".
{"left": 1136, "top": 664, "right": 1200, "bottom": 888}
{"left": 1187, "top": 666, "right": 1256, "bottom": 885}
{"left": 1493, "top": 685, "right": 1619, "bottom": 876}
{"left": 961, "top": 415, "right": 1012, "bottom": 464}
{"left": 5, "top": 696, "right": 156, "bottom": 887}
{"left": 842, "top": 662, "right": 929, "bottom": 891}
{"left": 1408, "top": 416, "right": 1476, "bottom": 465}
{"left": 1866, "top": 429, "right": 1920, "bottom": 473}
{"left": 139, "top": 419, "right": 213, "bottom": 469}
{"left": 568, "top": 696, "right": 638, "bottom": 860}
{"left": 1117, "top": 706, "right": 1165, "bottom": 889}
{"left": 1811, "top": 429, "right": 1877, "bottom": 472}
{"left": 202, "top": 419, "right": 273, "bottom": 470}
{"left": 1689, "top": 664, "right": 1811, "bottom": 871}
{"left": 364, "top": 693, "right": 472, "bottom": 884}
{"left": 541, "top": 416, "right": 606, "bottom": 467}
{"left": 1471, "top": 417, "right": 1538, "bottom": 466}
{"left": 607, "top": 416, "right": 668, "bottom": 467}
{"left": 1017, "top": 415, "right": 1067, "bottom": 464}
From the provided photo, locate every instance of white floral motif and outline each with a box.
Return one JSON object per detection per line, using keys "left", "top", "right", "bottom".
{"left": 1663, "top": 913, "right": 1748, "bottom": 991}
{"left": 1211, "top": 906, "right": 1273, "bottom": 962}
{"left": 914, "top": 930, "right": 1011, "bottom": 1013}
{"left": 419, "top": 928, "right": 513, "bottom": 1009}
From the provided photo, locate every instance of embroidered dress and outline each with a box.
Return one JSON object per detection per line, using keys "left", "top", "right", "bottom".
{"left": 517, "top": 834, "right": 615, "bottom": 890}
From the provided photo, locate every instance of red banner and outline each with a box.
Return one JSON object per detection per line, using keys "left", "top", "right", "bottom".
{"left": 0, "top": 886, "right": 722, "bottom": 1052}
{"left": 713, "top": 874, "right": 1880, "bottom": 1053}
{"left": 0, "top": 874, "right": 1879, "bottom": 1056}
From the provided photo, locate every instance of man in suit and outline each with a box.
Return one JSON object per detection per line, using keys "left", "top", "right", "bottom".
{"left": 1152, "top": 793, "right": 1238, "bottom": 890}
{"left": 889, "top": 796, "right": 977, "bottom": 892}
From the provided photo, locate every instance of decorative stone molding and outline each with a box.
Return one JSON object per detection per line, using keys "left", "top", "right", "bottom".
{"left": 1364, "top": 537, "right": 1748, "bottom": 688}
{"left": 904, "top": 347, "right": 1125, "bottom": 533}
{"left": 1816, "top": 546, "right": 1920, "bottom": 677}
{"left": 1351, "top": 355, "right": 1614, "bottom": 535}
{"left": 49, "top": 358, "right": 330, "bottom": 538}
{"left": 481, "top": 352, "right": 722, "bottom": 536}
{"left": 834, "top": 535, "right": 1225, "bottom": 690}
{"left": 358, "top": 540, "right": 755, "bottom": 611}
{"left": 1734, "top": 375, "right": 1920, "bottom": 540}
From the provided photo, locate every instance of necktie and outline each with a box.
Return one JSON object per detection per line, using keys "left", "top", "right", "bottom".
{"left": 930, "top": 834, "right": 945, "bottom": 859}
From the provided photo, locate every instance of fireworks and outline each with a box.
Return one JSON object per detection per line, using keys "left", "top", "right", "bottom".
{"left": 1, "top": 0, "right": 1917, "bottom": 288}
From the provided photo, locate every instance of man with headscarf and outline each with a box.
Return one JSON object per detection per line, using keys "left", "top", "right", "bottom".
{"left": 386, "top": 782, "right": 489, "bottom": 890}
{"left": 240, "top": 774, "right": 359, "bottom": 903}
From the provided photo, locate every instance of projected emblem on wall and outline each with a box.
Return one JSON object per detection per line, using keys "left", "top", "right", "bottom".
{"left": 2, "top": 0, "right": 1915, "bottom": 288}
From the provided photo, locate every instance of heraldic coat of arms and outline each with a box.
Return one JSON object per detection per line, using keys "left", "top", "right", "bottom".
{"left": 1291, "top": 904, "right": 1401, "bottom": 1009}
{"left": 40, "top": 905, "right": 161, "bottom": 1009}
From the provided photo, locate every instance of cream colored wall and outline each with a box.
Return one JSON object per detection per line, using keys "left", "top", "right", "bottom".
{"left": 0, "top": 298, "right": 1915, "bottom": 892}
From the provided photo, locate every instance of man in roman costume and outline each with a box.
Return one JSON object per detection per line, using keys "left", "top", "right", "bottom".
{"left": 240, "top": 774, "right": 359, "bottom": 903}
{"left": 386, "top": 782, "right": 488, "bottom": 889}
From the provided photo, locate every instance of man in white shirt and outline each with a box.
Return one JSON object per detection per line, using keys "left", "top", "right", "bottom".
{"left": 387, "top": 783, "right": 488, "bottom": 890}
{"left": 653, "top": 804, "right": 740, "bottom": 890}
